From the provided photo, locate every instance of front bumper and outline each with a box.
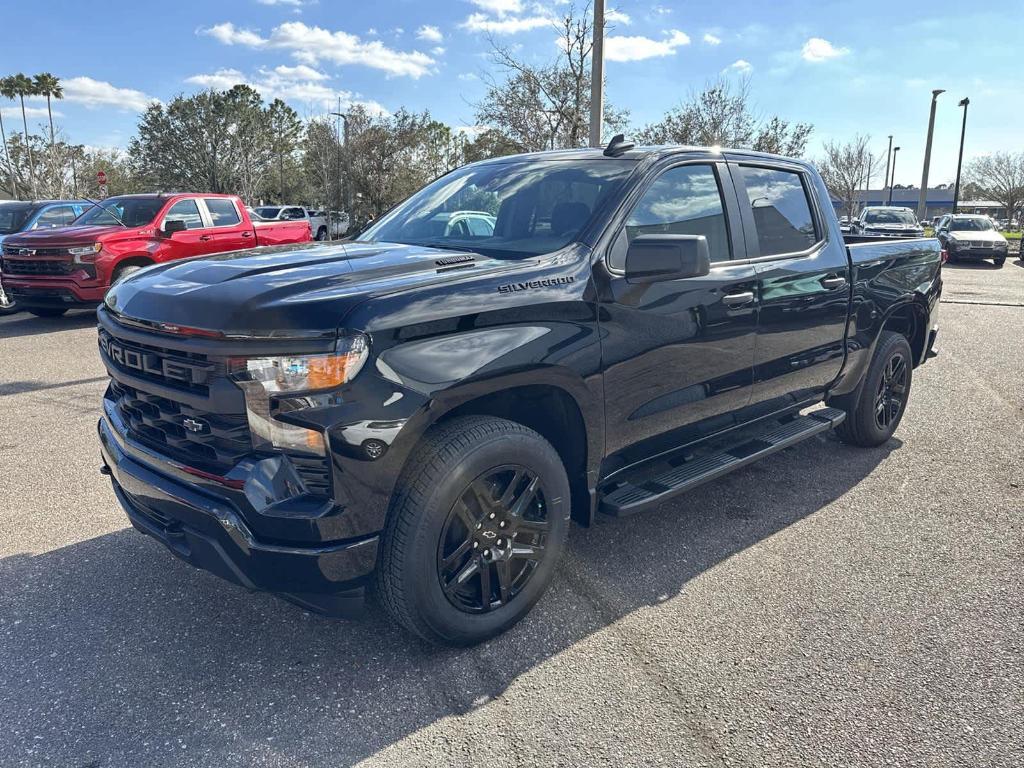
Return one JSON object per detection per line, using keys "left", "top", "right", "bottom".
{"left": 949, "top": 247, "right": 1007, "bottom": 260}
{"left": 2, "top": 276, "right": 107, "bottom": 307}
{"left": 99, "top": 415, "right": 379, "bottom": 617}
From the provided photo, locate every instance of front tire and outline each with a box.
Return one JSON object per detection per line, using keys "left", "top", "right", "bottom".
{"left": 0, "top": 283, "right": 17, "bottom": 315}
{"left": 377, "top": 416, "right": 570, "bottom": 646}
{"left": 834, "top": 331, "right": 913, "bottom": 447}
{"left": 994, "top": 257, "right": 1005, "bottom": 267}
{"left": 316, "top": 227, "right": 328, "bottom": 241}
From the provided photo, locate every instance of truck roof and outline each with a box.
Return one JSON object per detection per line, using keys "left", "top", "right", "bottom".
{"left": 472, "top": 145, "right": 813, "bottom": 167}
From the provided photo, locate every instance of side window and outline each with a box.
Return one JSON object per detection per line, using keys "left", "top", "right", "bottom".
{"left": 205, "top": 198, "right": 241, "bottom": 227}
{"left": 163, "top": 199, "right": 205, "bottom": 230}
{"left": 34, "top": 206, "right": 74, "bottom": 229}
{"left": 284, "top": 207, "right": 305, "bottom": 220}
{"left": 467, "top": 216, "right": 494, "bottom": 236}
{"left": 736, "top": 166, "right": 819, "bottom": 256}
{"left": 617, "top": 164, "right": 731, "bottom": 268}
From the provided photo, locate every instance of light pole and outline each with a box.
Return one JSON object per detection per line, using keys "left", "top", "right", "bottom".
{"left": 918, "top": 88, "right": 945, "bottom": 219}
{"left": 588, "top": 0, "right": 605, "bottom": 148}
{"left": 952, "top": 97, "right": 969, "bottom": 214}
{"left": 330, "top": 104, "right": 349, "bottom": 238}
{"left": 887, "top": 147, "right": 901, "bottom": 205}
{"left": 883, "top": 135, "right": 893, "bottom": 199}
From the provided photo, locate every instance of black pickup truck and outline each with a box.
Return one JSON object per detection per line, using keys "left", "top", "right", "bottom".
{"left": 97, "top": 141, "right": 942, "bottom": 645}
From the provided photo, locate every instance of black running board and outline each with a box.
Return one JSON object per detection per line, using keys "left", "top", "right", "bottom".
{"left": 599, "top": 407, "right": 846, "bottom": 517}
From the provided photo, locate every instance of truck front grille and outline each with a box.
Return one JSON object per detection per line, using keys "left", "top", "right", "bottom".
{"left": 109, "top": 380, "right": 252, "bottom": 471}
{"left": 2, "top": 258, "right": 76, "bottom": 275}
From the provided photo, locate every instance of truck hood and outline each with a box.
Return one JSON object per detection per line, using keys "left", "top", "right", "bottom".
{"left": 103, "top": 241, "right": 519, "bottom": 338}
{"left": 2, "top": 224, "right": 126, "bottom": 248}
{"left": 949, "top": 230, "right": 1006, "bottom": 243}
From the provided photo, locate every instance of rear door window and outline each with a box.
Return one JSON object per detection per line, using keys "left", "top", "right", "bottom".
{"left": 735, "top": 166, "right": 819, "bottom": 256}
{"left": 33, "top": 205, "right": 77, "bottom": 229}
{"left": 204, "top": 198, "right": 241, "bottom": 227}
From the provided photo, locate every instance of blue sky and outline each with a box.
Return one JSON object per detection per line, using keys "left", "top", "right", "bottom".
{"left": 3, "top": 0, "right": 1020, "bottom": 186}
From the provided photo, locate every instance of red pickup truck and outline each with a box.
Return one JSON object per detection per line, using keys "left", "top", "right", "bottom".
{"left": 0, "top": 193, "right": 311, "bottom": 317}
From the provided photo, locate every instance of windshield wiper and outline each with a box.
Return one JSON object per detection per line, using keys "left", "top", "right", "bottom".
{"left": 79, "top": 197, "right": 128, "bottom": 228}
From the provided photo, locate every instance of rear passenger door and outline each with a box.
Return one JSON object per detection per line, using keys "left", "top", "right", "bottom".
{"left": 729, "top": 161, "right": 851, "bottom": 410}
{"left": 200, "top": 198, "right": 250, "bottom": 252}
{"left": 598, "top": 160, "right": 759, "bottom": 466}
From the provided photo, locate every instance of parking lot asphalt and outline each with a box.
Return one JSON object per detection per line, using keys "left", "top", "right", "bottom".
{"left": 1, "top": 258, "right": 1021, "bottom": 768}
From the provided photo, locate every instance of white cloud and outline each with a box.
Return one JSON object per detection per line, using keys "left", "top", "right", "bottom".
{"left": 184, "top": 67, "right": 389, "bottom": 115}
{"left": 470, "top": 0, "right": 524, "bottom": 15}
{"left": 725, "top": 58, "right": 752, "bottom": 73}
{"left": 458, "top": 72, "right": 479, "bottom": 81}
{"left": 416, "top": 24, "right": 443, "bottom": 42}
{"left": 199, "top": 21, "right": 437, "bottom": 78}
{"left": 202, "top": 22, "right": 267, "bottom": 47}
{"left": 60, "top": 76, "right": 155, "bottom": 112}
{"left": 605, "top": 8, "right": 631, "bottom": 25}
{"left": 431, "top": 46, "right": 446, "bottom": 56}
{"left": 801, "top": 37, "right": 849, "bottom": 62}
{"left": 605, "top": 30, "right": 690, "bottom": 62}
{"left": 461, "top": 12, "right": 550, "bottom": 34}
{"left": 703, "top": 32, "right": 721, "bottom": 45}
{"left": 1, "top": 106, "right": 63, "bottom": 120}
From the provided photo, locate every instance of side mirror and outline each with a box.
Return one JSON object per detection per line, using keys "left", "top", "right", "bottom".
{"left": 163, "top": 219, "right": 187, "bottom": 236}
{"left": 625, "top": 234, "right": 711, "bottom": 284}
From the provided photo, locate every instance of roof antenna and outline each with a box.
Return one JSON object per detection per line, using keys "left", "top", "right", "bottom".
{"left": 603, "top": 133, "right": 635, "bottom": 157}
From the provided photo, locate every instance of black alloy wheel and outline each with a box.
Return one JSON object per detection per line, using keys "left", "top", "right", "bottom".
{"left": 873, "top": 351, "right": 908, "bottom": 432}
{"left": 437, "top": 467, "right": 550, "bottom": 613}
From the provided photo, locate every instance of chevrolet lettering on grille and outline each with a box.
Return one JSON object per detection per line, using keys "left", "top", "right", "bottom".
{"left": 99, "top": 331, "right": 205, "bottom": 386}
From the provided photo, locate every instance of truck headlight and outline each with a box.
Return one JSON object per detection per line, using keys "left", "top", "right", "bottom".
{"left": 229, "top": 334, "right": 369, "bottom": 456}
{"left": 68, "top": 243, "right": 102, "bottom": 263}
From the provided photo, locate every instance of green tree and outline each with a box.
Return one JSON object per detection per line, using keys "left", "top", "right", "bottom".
{"left": 463, "top": 128, "right": 522, "bottom": 164}
{"left": 0, "top": 78, "right": 15, "bottom": 197}
{"left": 635, "top": 78, "right": 813, "bottom": 157}
{"left": 33, "top": 73, "right": 64, "bottom": 192}
{"left": 963, "top": 152, "right": 1024, "bottom": 221}
{"left": 8, "top": 73, "right": 38, "bottom": 195}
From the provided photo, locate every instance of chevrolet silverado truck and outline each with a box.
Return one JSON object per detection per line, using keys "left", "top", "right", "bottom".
{"left": 0, "top": 199, "right": 88, "bottom": 315}
{"left": 1, "top": 193, "right": 310, "bottom": 317}
{"left": 96, "top": 141, "right": 942, "bottom": 645}
{"left": 852, "top": 205, "right": 926, "bottom": 239}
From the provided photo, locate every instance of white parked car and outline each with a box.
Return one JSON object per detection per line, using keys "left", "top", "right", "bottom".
{"left": 253, "top": 205, "right": 315, "bottom": 238}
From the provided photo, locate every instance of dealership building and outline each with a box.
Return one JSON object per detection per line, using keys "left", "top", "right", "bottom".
{"left": 831, "top": 186, "right": 1006, "bottom": 219}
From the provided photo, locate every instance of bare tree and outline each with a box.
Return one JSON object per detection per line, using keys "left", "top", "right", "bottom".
{"left": 963, "top": 152, "right": 1024, "bottom": 221}
{"left": 814, "top": 135, "right": 882, "bottom": 220}
{"left": 635, "top": 78, "right": 813, "bottom": 156}
{"left": 474, "top": 4, "right": 628, "bottom": 153}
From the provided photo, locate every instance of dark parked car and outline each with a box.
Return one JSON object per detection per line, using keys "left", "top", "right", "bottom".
{"left": 935, "top": 214, "right": 1009, "bottom": 266}
{"left": 97, "top": 141, "right": 942, "bottom": 645}
{"left": 852, "top": 206, "right": 925, "bottom": 238}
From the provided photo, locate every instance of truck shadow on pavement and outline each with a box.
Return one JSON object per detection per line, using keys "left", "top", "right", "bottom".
{"left": 0, "top": 431, "right": 898, "bottom": 767}
{"left": 0, "top": 310, "right": 97, "bottom": 339}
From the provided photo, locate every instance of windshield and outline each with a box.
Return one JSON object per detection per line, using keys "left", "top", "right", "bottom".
{"left": 0, "top": 204, "right": 35, "bottom": 235}
{"left": 864, "top": 209, "right": 918, "bottom": 226}
{"left": 75, "top": 197, "right": 165, "bottom": 227}
{"left": 255, "top": 207, "right": 281, "bottom": 219}
{"left": 950, "top": 217, "right": 994, "bottom": 231}
{"left": 358, "top": 159, "right": 637, "bottom": 257}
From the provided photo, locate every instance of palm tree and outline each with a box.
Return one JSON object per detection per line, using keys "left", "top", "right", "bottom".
{"left": 0, "top": 77, "right": 18, "bottom": 197}
{"left": 10, "top": 73, "right": 37, "bottom": 196}
{"left": 34, "top": 73, "right": 63, "bottom": 195}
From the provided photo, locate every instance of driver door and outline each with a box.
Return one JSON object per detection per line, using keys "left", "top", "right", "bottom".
{"left": 596, "top": 160, "right": 759, "bottom": 470}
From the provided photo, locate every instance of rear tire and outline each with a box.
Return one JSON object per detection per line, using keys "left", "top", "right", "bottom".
{"left": 316, "top": 227, "right": 328, "bottom": 241}
{"left": 377, "top": 416, "right": 570, "bottom": 646}
{"left": 834, "top": 331, "right": 913, "bottom": 447}
{"left": 28, "top": 307, "right": 68, "bottom": 318}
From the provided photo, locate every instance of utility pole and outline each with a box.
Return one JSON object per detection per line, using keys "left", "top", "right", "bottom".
{"left": 918, "top": 89, "right": 945, "bottom": 219}
{"left": 952, "top": 97, "right": 970, "bottom": 214}
{"left": 883, "top": 135, "right": 893, "bottom": 198}
{"left": 588, "top": 0, "right": 605, "bottom": 148}
{"left": 888, "top": 147, "right": 900, "bottom": 205}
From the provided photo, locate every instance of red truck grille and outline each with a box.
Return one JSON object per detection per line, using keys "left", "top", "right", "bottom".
{"left": 2, "top": 258, "right": 76, "bottom": 276}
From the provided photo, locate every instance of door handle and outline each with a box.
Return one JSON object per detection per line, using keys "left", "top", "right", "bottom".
{"left": 241, "top": 231, "right": 253, "bottom": 238}
{"left": 820, "top": 274, "right": 847, "bottom": 290}
{"left": 199, "top": 235, "right": 213, "bottom": 241}
{"left": 722, "top": 291, "right": 755, "bottom": 306}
